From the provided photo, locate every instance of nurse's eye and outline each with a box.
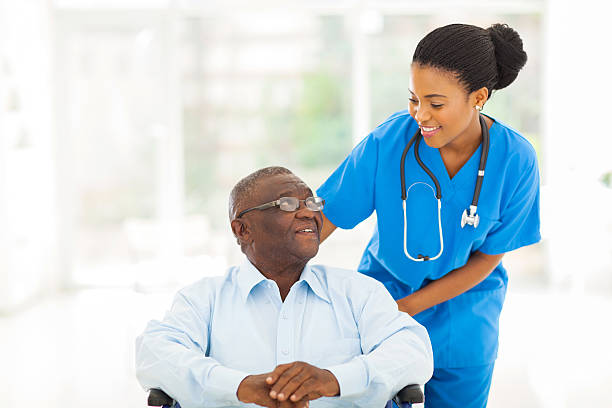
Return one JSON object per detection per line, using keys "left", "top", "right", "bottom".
{"left": 408, "top": 98, "right": 418, "bottom": 105}
{"left": 431, "top": 103, "right": 443, "bottom": 109}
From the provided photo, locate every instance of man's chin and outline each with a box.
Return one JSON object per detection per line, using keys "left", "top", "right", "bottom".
{"left": 293, "top": 243, "right": 320, "bottom": 262}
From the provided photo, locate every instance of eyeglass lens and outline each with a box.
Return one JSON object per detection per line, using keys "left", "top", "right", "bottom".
{"left": 278, "top": 197, "right": 324, "bottom": 212}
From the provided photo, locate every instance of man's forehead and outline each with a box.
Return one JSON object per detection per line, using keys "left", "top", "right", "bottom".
{"left": 251, "top": 173, "right": 309, "bottom": 201}
{"left": 263, "top": 174, "right": 310, "bottom": 193}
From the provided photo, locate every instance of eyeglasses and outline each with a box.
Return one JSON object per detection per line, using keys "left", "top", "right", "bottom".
{"left": 237, "top": 196, "right": 324, "bottom": 218}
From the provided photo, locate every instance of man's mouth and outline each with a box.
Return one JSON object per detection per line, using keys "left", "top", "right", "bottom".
{"left": 296, "top": 228, "right": 316, "bottom": 234}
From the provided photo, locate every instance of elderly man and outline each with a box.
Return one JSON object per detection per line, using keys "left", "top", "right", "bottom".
{"left": 135, "top": 166, "right": 433, "bottom": 408}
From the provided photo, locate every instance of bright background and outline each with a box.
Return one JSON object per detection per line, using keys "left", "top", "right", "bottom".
{"left": 1, "top": 1, "right": 611, "bottom": 407}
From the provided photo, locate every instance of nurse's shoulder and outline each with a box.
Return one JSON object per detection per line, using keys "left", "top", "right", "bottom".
{"left": 490, "top": 117, "right": 538, "bottom": 170}
{"left": 369, "top": 109, "right": 419, "bottom": 143}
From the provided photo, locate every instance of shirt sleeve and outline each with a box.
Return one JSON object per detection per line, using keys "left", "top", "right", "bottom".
{"left": 135, "top": 291, "right": 248, "bottom": 408}
{"left": 479, "top": 155, "right": 541, "bottom": 255}
{"left": 323, "top": 279, "right": 434, "bottom": 406}
{"left": 316, "top": 132, "right": 379, "bottom": 229}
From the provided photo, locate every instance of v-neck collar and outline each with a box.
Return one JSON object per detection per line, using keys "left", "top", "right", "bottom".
{"left": 417, "top": 118, "right": 496, "bottom": 198}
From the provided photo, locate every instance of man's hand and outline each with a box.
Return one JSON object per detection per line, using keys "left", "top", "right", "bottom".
{"left": 237, "top": 373, "right": 310, "bottom": 408}
{"left": 265, "top": 362, "right": 340, "bottom": 404}
{"left": 237, "top": 374, "right": 279, "bottom": 407}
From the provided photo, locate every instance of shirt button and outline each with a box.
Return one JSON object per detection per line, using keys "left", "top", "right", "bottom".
{"left": 282, "top": 349, "right": 289, "bottom": 355}
{"left": 281, "top": 314, "right": 288, "bottom": 319}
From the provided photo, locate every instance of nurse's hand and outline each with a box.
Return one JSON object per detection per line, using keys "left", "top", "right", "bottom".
{"left": 397, "top": 295, "right": 421, "bottom": 316}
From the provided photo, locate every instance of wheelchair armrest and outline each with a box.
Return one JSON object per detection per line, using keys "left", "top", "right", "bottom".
{"left": 394, "top": 384, "right": 424, "bottom": 404}
{"left": 148, "top": 384, "right": 424, "bottom": 406}
{"left": 148, "top": 389, "right": 174, "bottom": 407}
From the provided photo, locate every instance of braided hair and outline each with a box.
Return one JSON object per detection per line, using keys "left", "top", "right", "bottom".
{"left": 412, "top": 23, "right": 527, "bottom": 94}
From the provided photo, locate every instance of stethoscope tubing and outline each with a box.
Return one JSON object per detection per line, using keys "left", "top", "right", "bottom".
{"left": 402, "top": 184, "right": 444, "bottom": 262}
{"left": 400, "top": 114, "right": 490, "bottom": 261}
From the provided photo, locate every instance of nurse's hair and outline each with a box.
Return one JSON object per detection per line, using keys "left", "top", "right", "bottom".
{"left": 412, "top": 23, "right": 527, "bottom": 94}
{"left": 229, "top": 166, "right": 294, "bottom": 221}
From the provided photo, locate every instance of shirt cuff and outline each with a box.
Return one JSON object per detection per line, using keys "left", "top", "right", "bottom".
{"left": 207, "top": 364, "right": 249, "bottom": 405}
{"left": 324, "top": 357, "right": 368, "bottom": 398}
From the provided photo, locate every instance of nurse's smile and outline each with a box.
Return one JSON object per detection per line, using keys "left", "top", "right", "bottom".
{"left": 420, "top": 126, "right": 441, "bottom": 139}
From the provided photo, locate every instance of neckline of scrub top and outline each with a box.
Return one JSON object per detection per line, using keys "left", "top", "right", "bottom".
{"left": 429, "top": 118, "right": 498, "bottom": 192}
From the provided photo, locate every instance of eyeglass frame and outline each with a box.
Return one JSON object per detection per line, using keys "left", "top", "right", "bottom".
{"left": 236, "top": 196, "right": 325, "bottom": 219}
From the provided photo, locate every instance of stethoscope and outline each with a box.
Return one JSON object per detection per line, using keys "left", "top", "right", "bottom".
{"left": 400, "top": 114, "right": 490, "bottom": 262}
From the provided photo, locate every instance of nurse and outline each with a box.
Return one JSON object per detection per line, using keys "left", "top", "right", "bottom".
{"left": 317, "top": 23, "right": 540, "bottom": 407}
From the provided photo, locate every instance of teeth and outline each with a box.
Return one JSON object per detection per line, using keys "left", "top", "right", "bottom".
{"left": 422, "top": 126, "right": 439, "bottom": 132}
{"left": 300, "top": 228, "right": 313, "bottom": 232}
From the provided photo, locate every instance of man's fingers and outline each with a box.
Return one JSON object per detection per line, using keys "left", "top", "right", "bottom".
{"left": 269, "top": 364, "right": 305, "bottom": 399}
{"left": 279, "top": 396, "right": 310, "bottom": 408}
{"left": 265, "top": 363, "right": 294, "bottom": 386}
{"left": 276, "top": 369, "right": 311, "bottom": 401}
{"left": 289, "top": 379, "right": 321, "bottom": 402}
{"left": 294, "top": 398, "right": 310, "bottom": 408}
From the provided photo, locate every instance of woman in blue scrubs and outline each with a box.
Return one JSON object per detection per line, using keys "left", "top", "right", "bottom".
{"left": 317, "top": 23, "right": 540, "bottom": 407}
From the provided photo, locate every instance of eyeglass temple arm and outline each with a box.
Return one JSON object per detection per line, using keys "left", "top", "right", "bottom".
{"left": 237, "top": 200, "right": 279, "bottom": 218}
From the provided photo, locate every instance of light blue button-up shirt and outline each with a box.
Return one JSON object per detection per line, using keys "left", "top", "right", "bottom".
{"left": 136, "top": 260, "right": 433, "bottom": 408}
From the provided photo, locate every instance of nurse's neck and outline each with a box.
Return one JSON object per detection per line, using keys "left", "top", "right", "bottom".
{"left": 440, "top": 115, "right": 493, "bottom": 179}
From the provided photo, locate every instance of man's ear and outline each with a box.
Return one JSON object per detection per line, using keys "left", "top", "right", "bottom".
{"left": 231, "top": 218, "right": 251, "bottom": 245}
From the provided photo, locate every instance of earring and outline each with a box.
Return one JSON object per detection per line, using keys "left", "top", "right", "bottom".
{"left": 475, "top": 105, "right": 482, "bottom": 111}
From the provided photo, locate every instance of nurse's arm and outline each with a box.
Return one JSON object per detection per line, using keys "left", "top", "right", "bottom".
{"left": 320, "top": 212, "right": 338, "bottom": 242}
{"left": 397, "top": 251, "right": 504, "bottom": 316}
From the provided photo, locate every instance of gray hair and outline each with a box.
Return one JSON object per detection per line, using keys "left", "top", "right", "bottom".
{"left": 229, "top": 166, "right": 294, "bottom": 220}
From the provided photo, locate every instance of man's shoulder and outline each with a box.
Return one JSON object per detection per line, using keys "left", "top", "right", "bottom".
{"left": 309, "top": 264, "right": 385, "bottom": 293}
{"left": 177, "top": 266, "right": 239, "bottom": 301}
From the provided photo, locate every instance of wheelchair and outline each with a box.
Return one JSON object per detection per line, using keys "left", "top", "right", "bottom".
{"left": 147, "top": 383, "right": 424, "bottom": 407}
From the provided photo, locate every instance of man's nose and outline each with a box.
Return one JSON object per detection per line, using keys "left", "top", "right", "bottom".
{"left": 295, "top": 202, "right": 315, "bottom": 218}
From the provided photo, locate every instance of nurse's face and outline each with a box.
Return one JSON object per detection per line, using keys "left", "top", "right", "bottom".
{"left": 408, "top": 64, "right": 486, "bottom": 149}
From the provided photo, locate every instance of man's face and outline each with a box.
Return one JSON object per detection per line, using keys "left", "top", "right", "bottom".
{"left": 238, "top": 173, "right": 323, "bottom": 265}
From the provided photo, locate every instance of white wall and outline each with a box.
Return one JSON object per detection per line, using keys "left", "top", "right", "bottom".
{"left": 0, "top": 0, "right": 59, "bottom": 312}
{"left": 542, "top": 0, "right": 612, "bottom": 292}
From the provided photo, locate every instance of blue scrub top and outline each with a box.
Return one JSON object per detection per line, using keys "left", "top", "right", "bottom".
{"left": 317, "top": 110, "right": 541, "bottom": 368}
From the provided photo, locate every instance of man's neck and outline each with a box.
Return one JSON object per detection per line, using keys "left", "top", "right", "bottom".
{"left": 248, "top": 255, "right": 307, "bottom": 301}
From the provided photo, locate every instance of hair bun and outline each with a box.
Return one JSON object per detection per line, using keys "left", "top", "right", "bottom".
{"left": 486, "top": 23, "right": 527, "bottom": 90}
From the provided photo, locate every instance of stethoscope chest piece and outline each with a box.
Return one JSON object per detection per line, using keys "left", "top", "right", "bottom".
{"left": 461, "top": 205, "right": 480, "bottom": 228}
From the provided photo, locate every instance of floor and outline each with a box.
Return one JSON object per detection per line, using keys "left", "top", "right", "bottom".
{"left": 1, "top": 287, "right": 611, "bottom": 407}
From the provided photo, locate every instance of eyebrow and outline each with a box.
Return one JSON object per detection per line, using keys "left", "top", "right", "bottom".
{"left": 409, "top": 90, "right": 448, "bottom": 98}
{"left": 277, "top": 190, "right": 294, "bottom": 198}
{"left": 277, "top": 188, "right": 313, "bottom": 199}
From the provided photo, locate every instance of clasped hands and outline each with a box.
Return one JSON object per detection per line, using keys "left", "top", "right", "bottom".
{"left": 236, "top": 361, "right": 340, "bottom": 408}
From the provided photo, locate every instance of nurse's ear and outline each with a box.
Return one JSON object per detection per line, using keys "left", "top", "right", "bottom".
{"left": 471, "top": 86, "right": 489, "bottom": 110}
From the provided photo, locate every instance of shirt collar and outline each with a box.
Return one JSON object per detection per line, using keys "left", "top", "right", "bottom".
{"left": 237, "top": 260, "right": 331, "bottom": 304}
{"left": 237, "top": 260, "right": 268, "bottom": 303}
{"left": 298, "top": 264, "right": 331, "bottom": 304}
